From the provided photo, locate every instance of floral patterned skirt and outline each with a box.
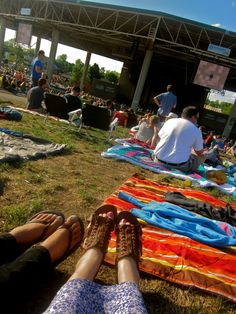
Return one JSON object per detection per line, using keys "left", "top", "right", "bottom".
{"left": 44, "top": 279, "right": 148, "bottom": 314}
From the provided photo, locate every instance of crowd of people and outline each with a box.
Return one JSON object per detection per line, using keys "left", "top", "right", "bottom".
{"left": 1, "top": 63, "right": 235, "bottom": 165}
{"left": 2, "top": 50, "right": 236, "bottom": 312}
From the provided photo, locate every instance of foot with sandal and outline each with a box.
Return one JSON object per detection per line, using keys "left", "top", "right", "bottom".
{"left": 45, "top": 205, "right": 148, "bottom": 314}
{"left": 0, "top": 210, "right": 84, "bottom": 311}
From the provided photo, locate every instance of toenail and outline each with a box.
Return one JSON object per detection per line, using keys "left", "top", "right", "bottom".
{"left": 107, "top": 212, "right": 114, "bottom": 220}
{"left": 120, "top": 218, "right": 126, "bottom": 225}
{"left": 68, "top": 215, "right": 79, "bottom": 222}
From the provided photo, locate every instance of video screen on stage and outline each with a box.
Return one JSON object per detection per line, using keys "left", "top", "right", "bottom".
{"left": 193, "top": 60, "right": 229, "bottom": 91}
{"left": 16, "top": 23, "right": 32, "bottom": 46}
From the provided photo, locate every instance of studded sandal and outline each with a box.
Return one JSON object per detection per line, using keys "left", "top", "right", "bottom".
{"left": 116, "top": 211, "right": 142, "bottom": 267}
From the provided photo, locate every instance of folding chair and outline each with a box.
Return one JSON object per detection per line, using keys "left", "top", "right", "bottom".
{"left": 82, "top": 104, "right": 111, "bottom": 130}
{"left": 66, "top": 109, "right": 83, "bottom": 132}
{"left": 44, "top": 93, "right": 70, "bottom": 121}
{"left": 106, "top": 117, "right": 119, "bottom": 142}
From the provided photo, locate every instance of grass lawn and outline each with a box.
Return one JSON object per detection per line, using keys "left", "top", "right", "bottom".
{"left": 1, "top": 90, "right": 236, "bottom": 313}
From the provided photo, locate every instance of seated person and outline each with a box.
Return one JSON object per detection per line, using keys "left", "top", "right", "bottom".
{"left": 135, "top": 115, "right": 159, "bottom": 148}
{"left": 205, "top": 145, "right": 222, "bottom": 167}
{"left": 153, "top": 106, "right": 208, "bottom": 172}
{"left": 112, "top": 109, "right": 129, "bottom": 127}
{"left": 130, "top": 113, "right": 152, "bottom": 135}
{"left": 204, "top": 131, "right": 214, "bottom": 148}
{"left": 64, "top": 85, "right": 82, "bottom": 111}
{"left": 199, "top": 125, "right": 207, "bottom": 140}
{"left": 0, "top": 210, "right": 83, "bottom": 311}
{"left": 127, "top": 108, "right": 138, "bottom": 128}
{"left": 45, "top": 206, "right": 147, "bottom": 314}
{"left": 210, "top": 135, "right": 226, "bottom": 151}
{"left": 26, "top": 78, "right": 48, "bottom": 113}
{"left": 226, "top": 141, "right": 236, "bottom": 156}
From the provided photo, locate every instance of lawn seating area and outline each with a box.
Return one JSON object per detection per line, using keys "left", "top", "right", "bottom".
{"left": 1, "top": 90, "right": 236, "bottom": 314}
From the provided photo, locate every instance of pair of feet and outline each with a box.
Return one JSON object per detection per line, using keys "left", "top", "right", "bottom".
{"left": 10, "top": 212, "right": 83, "bottom": 264}
{"left": 82, "top": 205, "right": 142, "bottom": 266}
{"left": 10, "top": 206, "right": 142, "bottom": 266}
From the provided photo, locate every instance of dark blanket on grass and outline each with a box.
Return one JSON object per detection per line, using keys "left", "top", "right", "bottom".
{"left": 0, "top": 128, "right": 66, "bottom": 163}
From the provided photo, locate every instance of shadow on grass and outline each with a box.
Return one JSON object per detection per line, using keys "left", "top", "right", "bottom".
{"left": 143, "top": 292, "right": 196, "bottom": 314}
{"left": 0, "top": 177, "right": 8, "bottom": 195}
{"left": 17, "top": 270, "right": 69, "bottom": 314}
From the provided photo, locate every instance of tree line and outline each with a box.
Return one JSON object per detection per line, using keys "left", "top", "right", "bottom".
{"left": 3, "top": 40, "right": 120, "bottom": 84}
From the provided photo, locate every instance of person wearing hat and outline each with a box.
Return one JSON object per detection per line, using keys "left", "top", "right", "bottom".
{"left": 153, "top": 84, "right": 177, "bottom": 121}
{"left": 31, "top": 50, "right": 45, "bottom": 87}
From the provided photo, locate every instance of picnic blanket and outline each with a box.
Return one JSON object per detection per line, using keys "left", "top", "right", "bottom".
{"left": 102, "top": 144, "right": 236, "bottom": 196}
{"left": 103, "top": 174, "right": 236, "bottom": 302}
{"left": 0, "top": 128, "right": 66, "bottom": 163}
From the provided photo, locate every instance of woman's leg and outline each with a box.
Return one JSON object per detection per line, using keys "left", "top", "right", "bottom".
{"left": 0, "top": 216, "right": 83, "bottom": 307}
{"left": 70, "top": 210, "right": 115, "bottom": 281}
{"left": 0, "top": 212, "right": 63, "bottom": 265}
{"left": 116, "top": 212, "right": 142, "bottom": 285}
{"left": 117, "top": 255, "right": 140, "bottom": 285}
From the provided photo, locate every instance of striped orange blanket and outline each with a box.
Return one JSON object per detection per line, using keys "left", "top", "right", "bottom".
{"left": 103, "top": 174, "right": 236, "bottom": 302}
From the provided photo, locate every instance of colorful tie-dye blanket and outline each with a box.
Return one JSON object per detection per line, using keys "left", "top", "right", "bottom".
{"left": 102, "top": 143, "right": 236, "bottom": 196}
{"left": 103, "top": 174, "right": 236, "bottom": 302}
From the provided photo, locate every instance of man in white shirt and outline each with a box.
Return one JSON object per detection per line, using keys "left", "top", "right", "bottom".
{"left": 153, "top": 106, "right": 208, "bottom": 172}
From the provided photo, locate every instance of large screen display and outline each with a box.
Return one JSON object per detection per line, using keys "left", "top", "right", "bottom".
{"left": 193, "top": 60, "right": 230, "bottom": 91}
{"left": 16, "top": 23, "right": 32, "bottom": 46}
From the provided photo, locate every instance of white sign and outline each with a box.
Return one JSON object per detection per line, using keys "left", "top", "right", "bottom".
{"left": 208, "top": 44, "right": 231, "bottom": 57}
{"left": 20, "top": 8, "right": 31, "bottom": 16}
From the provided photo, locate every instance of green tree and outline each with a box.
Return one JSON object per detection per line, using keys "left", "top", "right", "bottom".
{"left": 209, "top": 100, "right": 221, "bottom": 108}
{"left": 221, "top": 102, "right": 233, "bottom": 115}
{"left": 69, "top": 59, "right": 84, "bottom": 85}
{"left": 88, "top": 63, "right": 101, "bottom": 82}
{"left": 4, "top": 39, "right": 34, "bottom": 69}
{"left": 104, "top": 70, "right": 119, "bottom": 84}
{"left": 55, "top": 54, "right": 73, "bottom": 73}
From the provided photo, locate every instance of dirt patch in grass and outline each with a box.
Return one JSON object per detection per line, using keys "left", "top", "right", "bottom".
{"left": 1, "top": 91, "right": 236, "bottom": 313}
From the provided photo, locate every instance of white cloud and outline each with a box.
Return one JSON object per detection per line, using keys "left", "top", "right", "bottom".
{"left": 209, "top": 90, "right": 236, "bottom": 104}
{"left": 211, "top": 23, "right": 222, "bottom": 28}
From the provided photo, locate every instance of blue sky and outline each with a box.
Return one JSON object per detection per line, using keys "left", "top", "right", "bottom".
{"left": 83, "top": 0, "right": 236, "bottom": 32}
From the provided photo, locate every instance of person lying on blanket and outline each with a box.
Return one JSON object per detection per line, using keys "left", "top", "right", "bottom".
{"left": 134, "top": 115, "right": 160, "bottom": 148}
{"left": 153, "top": 106, "right": 208, "bottom": 172}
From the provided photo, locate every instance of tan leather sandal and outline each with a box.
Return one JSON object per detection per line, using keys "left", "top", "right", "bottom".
{"left": 81, "top": 204, "right": 117, "bottom": 255}
{"left": 116, "top": 211, "right": 142, "bottom": 266}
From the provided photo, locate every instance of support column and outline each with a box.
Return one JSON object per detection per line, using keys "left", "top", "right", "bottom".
{"left": 80, "top": 51, "right": 91, "bottom": 91}
{"left": 34, "top": 37, "right": 41, "bottom": 57}
{"left": 47, "top": 29, "right": 59, "bottom": 82}
{"left": 0, "top": 17, "right": 6, "bottom": 65}
{"left": 223, "top": 99, "right": 236, "bottom": 137}
{"left": 131, "top": 49, "right": 153, "bottom": 112}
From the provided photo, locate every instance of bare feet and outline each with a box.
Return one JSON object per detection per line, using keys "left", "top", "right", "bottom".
{"left": 10, "top": 212, "right": 64, "bottom": 247}
{"left": 40, "top": 215, "right": 83, "bottom": 264}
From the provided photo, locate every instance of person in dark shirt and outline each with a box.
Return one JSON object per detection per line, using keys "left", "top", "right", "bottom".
{"left": 64, "top": 85, "right": 82, "bottom": 111}
{"left": 26, "top": 78, "right": 48, "bottom": 113}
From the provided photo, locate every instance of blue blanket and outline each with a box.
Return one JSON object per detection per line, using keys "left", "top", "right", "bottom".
{"left": 119, "top": 191, "right": 236, "bottom": 247}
